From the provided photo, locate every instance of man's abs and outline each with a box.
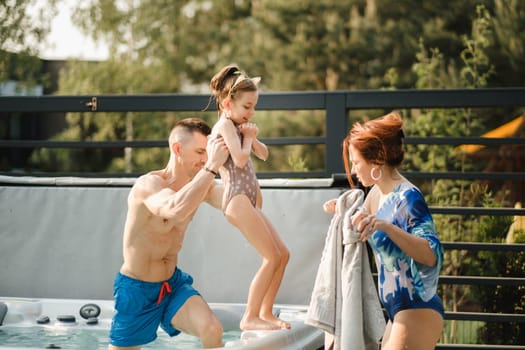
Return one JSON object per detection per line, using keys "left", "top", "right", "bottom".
{"left": 120, "top": 249, "right": 177, "bottom": 282}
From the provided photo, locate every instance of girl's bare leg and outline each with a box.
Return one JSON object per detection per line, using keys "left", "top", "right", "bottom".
{"left": 225, "top": 195, "right": 283, "bottom": 330}
{"left": 256, "top": 211, "right": 290, "bottom": 329}
{"left": 381, "top": 309, "right": 443, "bottom": 350}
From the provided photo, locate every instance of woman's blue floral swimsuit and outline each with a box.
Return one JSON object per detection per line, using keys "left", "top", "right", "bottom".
{"left": 368, "top": 181, "right": 445, "bottom": 321}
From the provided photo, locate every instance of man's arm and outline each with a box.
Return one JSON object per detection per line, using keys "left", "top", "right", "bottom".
{"left": 205, "top": 182, "right": 224, "bottom": 210}
{"left": 143, "top": 169, "right": 217, "bottom": 224}
{"left": 143, "top": 136, "right": 228, "bottom": 222}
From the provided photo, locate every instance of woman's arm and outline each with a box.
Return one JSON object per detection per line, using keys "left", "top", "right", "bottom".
{"left": 375, "top": 220, "right": 437, "bottom": 266}
{"left": 355, "top": 188, "right": 439, "bottom": 267}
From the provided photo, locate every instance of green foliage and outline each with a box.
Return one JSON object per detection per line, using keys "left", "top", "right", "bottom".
{"left": 251, "top": 110, "right": 325, "bottom": 173}
{"left": 489, "top": 0, "right": 525, "bottom": 86}
{"left": 405, "top": 5, "right": 524, "bottom": 344}
{"left": 1, "top": 0, "right": 58, "bottom": 87}
{"left": 468, "top": 200, "right": 522, "bottom": 344}
{"left": 460, "top": 5, "right": 495, "bottom": 88}
{"left": 287, "top": 154, "right": 309, "bottom": 172}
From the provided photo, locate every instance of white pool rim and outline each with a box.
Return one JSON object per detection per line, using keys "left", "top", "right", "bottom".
{"left": 0, "top": 297, "right": 323, "bottom": 350}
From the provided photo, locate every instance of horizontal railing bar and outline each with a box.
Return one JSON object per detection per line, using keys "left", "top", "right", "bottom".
{"left": 3, "top": 137, "right": 523, "bottom": 149}
{"left": 430, "top": 207, "right": 525, "bottom": 216}
{"left": 256, "top": 171, "right": 326, "bottom": 179}
{"left": 404, "top": 171, "right": 525, "bottom": 181}
{"left": 0, "top": 171, "right": 327, "bottom": 181}
{"left": 1, "top": 88, "right": 525, "bottom": 113}
{"left": 345, "top": 88, "right": 525, "bottom": 109}
{"left": 0, "top": 140, "right": 167, "bottom": 148}
{"left": 438, "top": 275, "right": 525, "bottom": 286}
{"left": 263, "top": 137, "right": 325, "bottom": 145}
{"left": 436, "top": 344, "right": 525, "bottom": 349}
{"left": 0, "top": 92, "right": 326, "bottom": 112}
{"left": 442, "top": 242, "right": 525, "bottom": 252}
{"left": 405, "top": 137, "right": 525, "bottom": 145}
{"left": 0, "top": 137, "right": 325, "bottom": 148}
{"left": 444, "top": 311, "right": 525, "bottom": 323}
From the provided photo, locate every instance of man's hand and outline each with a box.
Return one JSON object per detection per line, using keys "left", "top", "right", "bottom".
{"left": 205, "top": 134, "right": 229, "bottom": 172}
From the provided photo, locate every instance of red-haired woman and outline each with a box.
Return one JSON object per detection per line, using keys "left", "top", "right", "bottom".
{"left": 324, "top": 112, "right": 444, "bottom": 349}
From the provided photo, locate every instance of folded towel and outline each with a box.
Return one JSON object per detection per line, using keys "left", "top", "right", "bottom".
{"left": 305, "top": 189, "right": 385, "bottom": 350}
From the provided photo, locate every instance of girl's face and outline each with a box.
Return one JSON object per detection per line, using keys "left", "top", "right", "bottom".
{"left": 349, "top": 144, "right": 375, "bottom": 187}
{"left": 227, "top": 90, "right": 258, "bottom": 125}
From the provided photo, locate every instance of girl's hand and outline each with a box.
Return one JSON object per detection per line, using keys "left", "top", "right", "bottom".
{"left": 239, "top": 123, "right": 258, "bottom": 138}
{"left": 323, "top": 199, "right": 337, "bottom": 213}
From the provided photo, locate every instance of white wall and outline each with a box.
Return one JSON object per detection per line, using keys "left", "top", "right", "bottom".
{"left": 0, "top": 177, "right": 341, "bottom": 305}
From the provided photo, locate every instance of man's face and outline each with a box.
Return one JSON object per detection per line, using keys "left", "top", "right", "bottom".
{"left": 178, "top": 132, "right": 209, "bottom": 178}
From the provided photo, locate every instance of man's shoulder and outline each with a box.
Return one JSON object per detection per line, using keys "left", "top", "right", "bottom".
{"left": 131, "top": 171, "right": 166, "bottom": 196}
{"left": 136, "top": 170, "right": 165, "bottom": 184}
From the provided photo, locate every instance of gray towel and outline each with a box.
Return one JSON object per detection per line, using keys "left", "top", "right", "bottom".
{"left": 305, "top": 189, "right": 385, "bottom": 350}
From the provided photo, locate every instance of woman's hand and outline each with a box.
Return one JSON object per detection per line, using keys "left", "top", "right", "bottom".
{"left": 351, "top": 209, "right": 378, "bottom": 241}
{"left": 323, "top": 199, "right": 337, "bottom": 213}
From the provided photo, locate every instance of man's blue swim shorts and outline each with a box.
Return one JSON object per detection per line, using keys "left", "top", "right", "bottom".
{"left": 108, "top": 268, "right": 200, "bottom": 347}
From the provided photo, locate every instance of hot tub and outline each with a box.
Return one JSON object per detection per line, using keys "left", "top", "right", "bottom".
{"left": 0, "top": 297, "right": 323, "bottom": 350}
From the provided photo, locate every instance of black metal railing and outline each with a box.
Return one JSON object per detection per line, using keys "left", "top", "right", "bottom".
{"left": 2, "top": 88, "right": 525, "bottom": 178}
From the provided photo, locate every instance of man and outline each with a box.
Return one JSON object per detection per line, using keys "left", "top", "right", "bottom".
{"left": 109, "top": 118, "right": 229, "bottom": 349}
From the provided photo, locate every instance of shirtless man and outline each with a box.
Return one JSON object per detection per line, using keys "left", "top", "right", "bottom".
{"left": 108, "top": 118, "right": 229, "bottom": 349}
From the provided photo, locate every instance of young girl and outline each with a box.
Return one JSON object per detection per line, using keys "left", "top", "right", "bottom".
{"left": 209, "top": 64, "right": 290, "bottom": 331}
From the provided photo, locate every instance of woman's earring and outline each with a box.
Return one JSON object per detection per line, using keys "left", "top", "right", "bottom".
{"left": 371, "top": 167, "right": 382, "bottom": 181}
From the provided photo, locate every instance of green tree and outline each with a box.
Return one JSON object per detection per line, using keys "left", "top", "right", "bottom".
{"left": 490, "top": 0, "right": 525, "bottom": 86}
{"left": 0, "top": 0, "right": 58, "bottom": 87}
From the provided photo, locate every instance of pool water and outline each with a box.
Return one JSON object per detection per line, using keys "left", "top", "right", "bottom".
{"left": 0, "top": 326, "right": 242, "bottom": 349}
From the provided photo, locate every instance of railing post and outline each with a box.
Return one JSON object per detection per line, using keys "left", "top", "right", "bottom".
{"left": 325, "top": 93, "right": 348, "bottom": 177}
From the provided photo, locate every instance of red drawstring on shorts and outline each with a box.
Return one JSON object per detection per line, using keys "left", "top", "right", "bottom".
{"left": 157, "top": 281, "right": 172, "bottom": 305}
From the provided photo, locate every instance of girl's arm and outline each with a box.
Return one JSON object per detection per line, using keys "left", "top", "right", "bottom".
{"left": 216, "top": 118, "right": 252, "bottom": 168}
{"left": 251, "top": 137, "right": 268, "bottom": 161}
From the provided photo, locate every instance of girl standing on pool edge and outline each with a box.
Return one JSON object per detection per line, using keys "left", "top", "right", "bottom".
{"left": 209, "top": 64, "right": 290, "bottom": 331}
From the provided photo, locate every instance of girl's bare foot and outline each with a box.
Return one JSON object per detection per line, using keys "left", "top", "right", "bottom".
{"left": 261, "top": 314, "right": 291, "bottom": 329}
{"left": 240, "top": 316, "right": 280, "bottom": 331}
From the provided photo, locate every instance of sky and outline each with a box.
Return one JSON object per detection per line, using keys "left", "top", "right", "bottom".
{"left": 37, "top": 0, "right": 109, "bottom": 61}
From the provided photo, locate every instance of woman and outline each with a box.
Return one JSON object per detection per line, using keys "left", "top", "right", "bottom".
{"left": 324, "top": 112, "right": 444, "bottom": 349}
{"left": 209, "top": 64, "right": 290, "bottom": 330}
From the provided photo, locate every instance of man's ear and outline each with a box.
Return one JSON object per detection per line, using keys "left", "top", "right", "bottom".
{"left": 172, "top": 142, "right": 182, "bottom": 156}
